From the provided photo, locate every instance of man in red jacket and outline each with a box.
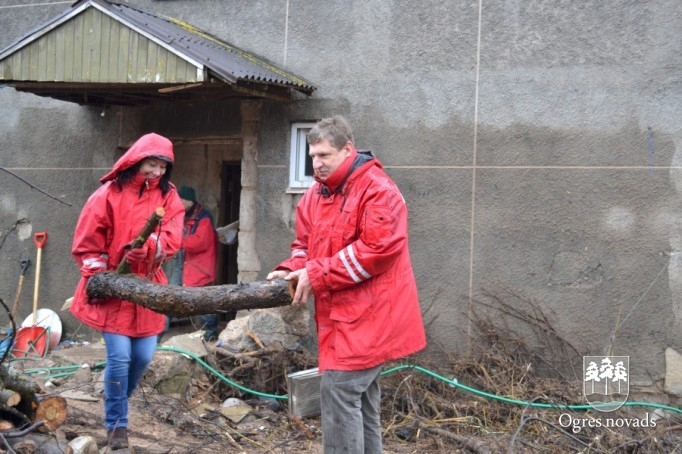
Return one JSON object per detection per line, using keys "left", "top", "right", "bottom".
{"left": 267, "top": 115, "right": 426, "bottom": 453}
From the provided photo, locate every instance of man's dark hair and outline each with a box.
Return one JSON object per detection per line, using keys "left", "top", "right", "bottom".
{"left": 307, "top": 115, "right": 355, "bottom": 150}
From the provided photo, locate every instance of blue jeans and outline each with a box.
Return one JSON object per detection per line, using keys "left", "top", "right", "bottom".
{"left": 320, "top": 365, "right": 383, "bottom": 454}
{"left": 102, "top": 332, "right": 157, "bottom": 430}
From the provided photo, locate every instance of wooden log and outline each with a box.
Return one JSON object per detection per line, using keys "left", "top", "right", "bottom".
{"left": 35, "top": 395, "right": 67, "bottom": 431}
{"left": 0, "top": 420, "right": 14, "bottom": 430}
{"left": 86, "top": 272, "right": 292, "bottom": 317}
{"left": 116, "top": 207, "right": 165, "bottom": 274}
{"left": 0, "top": 390, "right": 20, "bottom": 407}
{"left": 0, "top": 366, "right": 41, "bottom": 424}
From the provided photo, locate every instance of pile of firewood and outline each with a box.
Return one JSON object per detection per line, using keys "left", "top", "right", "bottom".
{"left": 0, "top": 353, "right": 67, "bottom": 452}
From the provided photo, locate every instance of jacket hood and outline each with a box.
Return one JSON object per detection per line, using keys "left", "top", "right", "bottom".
{"left": 99, "top": 133, "right": 174, "bottom": 183}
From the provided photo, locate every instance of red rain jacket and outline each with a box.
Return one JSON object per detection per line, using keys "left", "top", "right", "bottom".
{"left": 182, "top": 203, "right": 217, "bottom": 287}
{"left": 70, "top": 133, "right": 185, "bottom": 337}
{"left": 275, "top": 148, "right": 426, "bottom": 371}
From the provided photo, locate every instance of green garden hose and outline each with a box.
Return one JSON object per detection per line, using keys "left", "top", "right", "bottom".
{"left": 20, "top": 345, "right": 682, "bottom": 415}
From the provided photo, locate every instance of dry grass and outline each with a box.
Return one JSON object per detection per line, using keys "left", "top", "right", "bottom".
{"left": 373, "top": 286, "right": 682, "bottom": 453}
{"left": 193, "top": 285, "right": 682, "bottom": 452}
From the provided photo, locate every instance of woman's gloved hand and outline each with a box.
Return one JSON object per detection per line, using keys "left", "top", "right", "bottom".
{"left": 125, "top": 245, "right": 149, "bottom": 264}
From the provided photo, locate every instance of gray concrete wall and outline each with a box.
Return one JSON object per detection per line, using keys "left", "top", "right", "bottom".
{"left": 1, "top": 0, "right": 681, "bottom": 389}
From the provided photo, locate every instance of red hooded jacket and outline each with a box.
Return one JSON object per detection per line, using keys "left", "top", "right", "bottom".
{"left": 275, "top": 148, "right": 426, "bottom": 371}
{"left": 70, "top": 133, "right": 185, "bottom": 337}
{"left": 182, "top": 203, "right": 217, "bottom": 287}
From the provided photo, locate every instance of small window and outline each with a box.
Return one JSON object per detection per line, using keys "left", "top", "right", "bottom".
{"left": 289, "top": 122, "right": 315, "bottom": 191}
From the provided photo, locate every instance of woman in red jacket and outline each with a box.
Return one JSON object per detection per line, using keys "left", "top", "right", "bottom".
{"left": 70, "top": 133, "right": 185, "bottom": 450}
{"left": 268, "top": 116, "right": 426, "bottom": 453}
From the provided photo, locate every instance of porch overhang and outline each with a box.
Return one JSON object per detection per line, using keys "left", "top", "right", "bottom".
{"left": 0, "top": 0, "right": 315, "bottom": 107}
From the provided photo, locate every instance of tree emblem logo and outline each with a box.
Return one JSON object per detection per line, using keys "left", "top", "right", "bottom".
{"left": 583, "top": 356, "right": 629, "bottom": 412}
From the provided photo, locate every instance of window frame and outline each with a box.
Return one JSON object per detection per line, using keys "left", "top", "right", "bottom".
{"left": 288, "top": 122, "right": 316, "bottom": 192}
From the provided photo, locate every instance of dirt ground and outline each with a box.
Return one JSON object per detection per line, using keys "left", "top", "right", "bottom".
{"left": 6, "top": 338, "right": 682, "bottom": 454}
{"left": 5, "top": 336, "right": 426, "bottom": 454}
{"left": 3, "top": 306, "right": 682, "bottom": 453}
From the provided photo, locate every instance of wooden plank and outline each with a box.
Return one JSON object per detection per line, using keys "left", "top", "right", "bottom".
{"left": 27, "top": 39, "right": 38, "bottom": 79}
{"left": 81, "top": 9, "right": 93, "bottom": 81}
{"left": 14, "top": 52, "right": 22, "bottom": 79}
{"left": 36, "top": 36, "right": 47, "bottom": 81}
{"left": 71, "top": 11, "right": 84, "bottom": 82}
{"left": 166, "top": 49, "right": 177, "bottom": 83}
{"left": 128, "top": 30, "right": 139, "bottom": 82}
{"left": 90, "top": 8, "right": 103, "bottom": 82}
{"left": 63, "top": 20, "right": 74, "bottom": 82}
{"left": 98, "top": 12, "right": 111, "bottom": 82}
{"left": 117, "top": 25, "right": 129, "bottom": 82}
{"left": 145, "top": 39, "right": 158, "bottom": 82}
{"left": 46, "top": 30, "right": 57, "bottom": 81}
{"left": 55, "top": 25, "right": 65, "bottom": 80}
{"left": 155, "top": 47, "right": 168, "bottom": 83}
{"left": 136, "top": 32, "right": 148, "bottom": 82}
{"left": 110, "top": 19, "right": 122, "bottom": 82}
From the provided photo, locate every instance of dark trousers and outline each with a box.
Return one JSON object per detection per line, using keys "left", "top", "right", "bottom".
{"left": 320, "top": 365, "right": 383, "bottom": 454}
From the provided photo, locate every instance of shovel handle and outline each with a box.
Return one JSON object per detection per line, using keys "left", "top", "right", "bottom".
{"left": 34, "top": 232, "right": 47, "bottom": 249}
{"left": 32, "top": 233, "right": 46, "bottom": 327}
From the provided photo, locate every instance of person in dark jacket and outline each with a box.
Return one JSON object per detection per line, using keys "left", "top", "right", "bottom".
{"left": 71, "top": 132, "right": 185, "bottom": 450}
{"left": 267, "top": 115, "right": 426, "bottom": 453}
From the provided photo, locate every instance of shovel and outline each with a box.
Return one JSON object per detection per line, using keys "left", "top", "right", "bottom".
{"left": 12, "top": 232, "right": 49, "bottom": 359}
{"left": 0, "top": 259, "right": 30, "bottom": 357}
{"left": 10, "top": 258, "right": 31, "bottom": 320}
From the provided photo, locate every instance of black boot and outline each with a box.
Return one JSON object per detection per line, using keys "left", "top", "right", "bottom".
{"left": 107, "top": 426, "right": 128, "bottom": 450}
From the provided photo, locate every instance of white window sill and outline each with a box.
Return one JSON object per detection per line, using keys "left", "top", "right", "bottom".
{"left": 285, "top": 187, "right": 310, "bottom": 195}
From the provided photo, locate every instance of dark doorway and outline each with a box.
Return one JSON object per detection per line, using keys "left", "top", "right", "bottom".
{"left": 219, "top": 161, "right": 241, "bottom": 285}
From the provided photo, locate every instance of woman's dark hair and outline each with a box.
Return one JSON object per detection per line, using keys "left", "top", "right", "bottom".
{"left": 115, "top": 160, "right": 174, "bottom": 196}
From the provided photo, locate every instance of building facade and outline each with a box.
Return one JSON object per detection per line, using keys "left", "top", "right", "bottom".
{"left": 1, "top": 0, "right": 681, "bottom": 393}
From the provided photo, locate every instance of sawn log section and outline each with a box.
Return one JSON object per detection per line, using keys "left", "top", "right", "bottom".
{"left": 86, "top": 272, "right": 292, "bottom": 317}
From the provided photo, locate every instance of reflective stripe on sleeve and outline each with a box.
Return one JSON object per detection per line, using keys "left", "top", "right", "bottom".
{"left": 338, "top": 244, "right": 372, "bottom": 283}
{"left": 291, "top": 249, "right": 308, "bottom": 259}
{"left": 83, "top": 255, "right": 108, "bottom": 270}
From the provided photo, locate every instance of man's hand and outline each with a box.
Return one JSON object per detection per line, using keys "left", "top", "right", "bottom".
{"left": 286, "top": 268, "right": 311, "bottom": 307}
{"left": 266, "top": 270, "right": 288, "bottom": 280}
{"left": 266, "top": 269, "right": 311, "bottom": 306}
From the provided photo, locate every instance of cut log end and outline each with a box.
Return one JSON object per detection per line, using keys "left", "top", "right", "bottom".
{"left": 35, "top": 395, "right": 67, "bottom": 431}
{"left": 0, "top": 420, "right": 15, "bottom": 430}
{"left": 0, "top": 390, "right": 21, "bottom": 407}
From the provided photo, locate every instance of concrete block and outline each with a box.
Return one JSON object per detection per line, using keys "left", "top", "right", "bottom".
{"left": 664, "top": 347, "right": 682, "bottom": 396}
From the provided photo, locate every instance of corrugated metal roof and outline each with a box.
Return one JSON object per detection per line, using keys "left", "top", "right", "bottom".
{"left": 0, "top": 0, "right": 315, "bottom": 105}
{"left": 104, "top": 1, "right": 314, "bottom": 92}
